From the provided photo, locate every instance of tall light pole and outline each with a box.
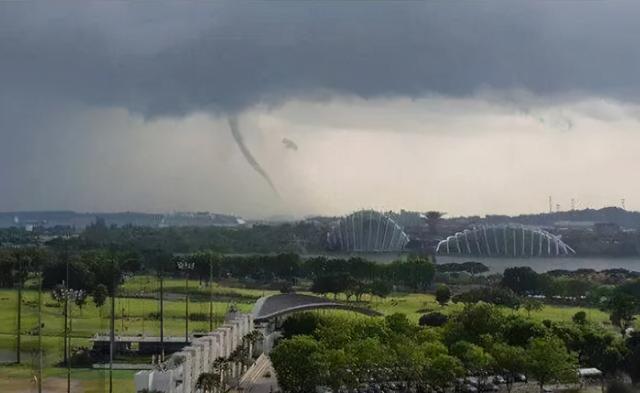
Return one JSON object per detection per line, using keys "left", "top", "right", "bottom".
{"left": 53, "top": 285, "right": 83, "bottom": 393}
{"left": 176, "top": 258, "right": 195, "bottom": 343}
{"left": 110, "top": 286, "right": 115, "bottom": 393}
{"left": 109, "top": 259, "right": 116, "bottom": 393}
{"left": 64, "top": 257, "right": 69, "bottom": 368}
{"left": 159, "top": 269, "right": 164, "bottom": 361}
{"left": 37, "top": 271, "right": 42, "bottom": 393}
{"left": 209, "top": 256, "right": 214, "bottom": 332}
{"left": 13, "top": 254, "right": 22, "bottom": 364}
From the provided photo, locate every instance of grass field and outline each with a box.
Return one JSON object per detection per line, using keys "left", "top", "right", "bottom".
{"left": 0, "top": 276, "right": 635, "bottom": 392}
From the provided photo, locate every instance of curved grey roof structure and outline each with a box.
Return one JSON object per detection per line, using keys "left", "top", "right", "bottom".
{"left": 252, "top": 293, "right": 382, "bottom": 323}
{"left": 327, "top": 209, "right": 410, "bottom": 252}
{"left": 436, "top": 223, "right": 575, "bottom": 257}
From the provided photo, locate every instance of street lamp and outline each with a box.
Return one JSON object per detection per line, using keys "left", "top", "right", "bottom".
{"left": 176, "top": 258, "right": 195, "bottom": 342}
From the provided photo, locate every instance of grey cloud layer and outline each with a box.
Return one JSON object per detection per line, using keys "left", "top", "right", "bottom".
{"left": 2, "top": 2, "right": 640, "bottom": 116}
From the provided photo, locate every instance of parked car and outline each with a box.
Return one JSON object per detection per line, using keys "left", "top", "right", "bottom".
{"left": 514, "top": 373, "right": 527, "bottom": 383}
{"left": 492, "top": 375, "right": 506, "bottom": 385}
{"left": 460, "top": 384, "right": 478, "bottom": 393}
{"left": 465, "top": 377, "right": 479, "bottom": 387}
{"left": 479, "top": 383, "right": 499, "bottom": 392}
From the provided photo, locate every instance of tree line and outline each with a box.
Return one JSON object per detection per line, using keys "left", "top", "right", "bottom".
{"left": 0, "top": 247, "right": 434, "bottom": 296}
{"left": 271, "top": 304, "right": 640, "bottom": 393}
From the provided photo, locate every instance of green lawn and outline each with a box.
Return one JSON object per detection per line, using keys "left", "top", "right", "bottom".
{"left": 0, "top": 364, "right": 135, "bottom": 393}
{"left": 366, "top": 292, "right": 616, "bottom": 327}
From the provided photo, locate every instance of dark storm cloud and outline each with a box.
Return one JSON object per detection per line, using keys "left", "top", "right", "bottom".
{"left": 2, "top": 2, "right": 640, "bottom": 117}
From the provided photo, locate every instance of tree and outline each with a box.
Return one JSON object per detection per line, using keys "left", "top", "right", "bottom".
{"left": 74, "top": 289, "right": 88, "bottom": 314}
{"left": 437, "top": 262, "right": 489, "bottom": 275}
{"left": 280, "top": 312, "right": 321, "bottom": 339}
{"left": 572, "top": 311, "right": 587, "bottom": 325}
{"left": 315, "top": 348, "right": 356, "bottom": 392}
{"left": 522, "top": 298, "right": 544, "bottom": 317}
{"left": 93, "top": 284, "right": 108, "bottom": 313}
{"left": 347, "top": 337, "right": 390, "bottom": 382}
{"left": 388, "top": 258, "right": 435, "bottom": 292}
{"left": 389, "top": 337, "right": 429, "bottom": 388}
{"left": 565, "top": 324, "right": 626, "bottom": 375}
{"left": 385, "top": 313, "right": 416, "bottom": 337}
{"left": 502, "top": 266, "right": 540, "bottom": 295}
{"left": 607, "top": 292, "right": 638, "bottom": 336}
{"left": 624, "top": 332, "right": 640, "bottom": 384}
{"left": 526, "top": 336, "right": 578, "bottom": 393}
{"left": 270, "top": 336, "right": 323, "bottom": 393}
{"left": 369, "top": 280, "right": 391, "bottom": 301}
{"left": 501, "top": 315, "right": 546, "bottom": 347}
{"left": 195, "top": 372, "right": 223, "bottom": 393}
{"left": 42, "top": 257, "right": 96, "bottom": 291}
{"left": 451, "top": 341, "right": 494, "bottom": 376}
{"left": 310, "top": 274, "right": 355, "bottom": 299}
{"left": 444, "top": 303, "right": 506, "bottom": 345}
{"left": 435, "top": 284, "right": 451, "bottom": 306}
{"left": 424, "top": 354, "right": 465, "bottom": 391}
{"left": 491, "top": 343, "right": 527, "bottom": 393}
{"left": 453, "top": 287, "right": 521, "bottom": 309}
{"left": 310, "top": 275, "right": 333, "bottom": 297}
{"left": 424, "top": 211, "right": 445, "bottom": 235}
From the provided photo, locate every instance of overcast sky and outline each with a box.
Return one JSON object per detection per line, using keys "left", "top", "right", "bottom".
{"left": 2, "top": 2, "right": 640, "bottom": 218}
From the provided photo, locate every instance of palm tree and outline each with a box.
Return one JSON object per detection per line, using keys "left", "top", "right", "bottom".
{"left": 243, "top": 330, "right": 264, "bottom": 359}
{"left": 196, "top": 372, "right": 223, "bottom": 393}
{"left": 211, "top": 357, "right": 232, "bottom": 391}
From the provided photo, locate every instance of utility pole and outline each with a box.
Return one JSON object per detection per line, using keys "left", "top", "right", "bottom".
{"left": 548, "top": 196, "right": 553, "bottom": 214}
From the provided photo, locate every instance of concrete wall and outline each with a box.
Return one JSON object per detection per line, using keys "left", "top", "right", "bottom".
{"left": 134, "top": 313, "right": 254, "bottom": 393}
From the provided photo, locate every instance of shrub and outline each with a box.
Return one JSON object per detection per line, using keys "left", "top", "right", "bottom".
{"left": 419, "top": 312, "right": 448, "bottom": 327}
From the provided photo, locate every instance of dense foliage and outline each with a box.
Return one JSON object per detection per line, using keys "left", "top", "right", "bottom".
{"left": 271, "top": 305, "right": 616, "bottom": 393}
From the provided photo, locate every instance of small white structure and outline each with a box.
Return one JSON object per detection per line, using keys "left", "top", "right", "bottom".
{"left": 578, "top": 368, "right": 603, "bottom": 390}
{"left": 578, "top": 368, "right": 603, "bottom": 378}
{"left": 134, "top": 312, "right": 253, "bottom": 393}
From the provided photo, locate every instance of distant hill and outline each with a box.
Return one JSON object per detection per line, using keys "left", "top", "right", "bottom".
{"left": 0, "top": 210, "right": 244, "bottom": 229}
{"left": 485, "top": 207, "right": 640, "bottom": 229}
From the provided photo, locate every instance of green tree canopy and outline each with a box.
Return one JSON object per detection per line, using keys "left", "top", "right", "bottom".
{"left": 526, "top": 336, "right": 579, "bottom": 393}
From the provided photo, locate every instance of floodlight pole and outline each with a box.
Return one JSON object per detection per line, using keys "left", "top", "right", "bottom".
{"left": 176, "top": 259, "right": 194, "bottom": 343}
{"left": 209, "top": 258, "right": 214, "bottom": 332}
{"left": 38, "top": 272, "right": 42, "bottom": 393}
{"left": 185, "top": 270, "right": 189, "bottom": 342}
{"left": 159, "top": 269, "right": 164, "bottom": 361}
{"left": 64, "top": 258, "right": 69, "bottom": 366}
{"left": 67, "top": 298, "right": 71, "bottom": 393}
{"left": 16, "top": 255, "right": 22, "bottom": 364}
{"left": 110, "top": 276, "right": 115, "bottom": 393}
